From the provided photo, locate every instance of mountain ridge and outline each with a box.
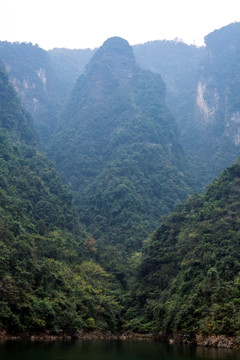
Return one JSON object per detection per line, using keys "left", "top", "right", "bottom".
{"left": 0, "top": 58, "right": 121, "bottom": 334}
{"left": 1, "top": 24, "right": 240, "bottom": 340}
{"left": 51, "top": 37, "right": 192, "bottom": 257}
{"left": 125, "top": 157, "right": 240, "bottom": 338}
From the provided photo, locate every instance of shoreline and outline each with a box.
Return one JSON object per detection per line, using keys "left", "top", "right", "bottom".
{"left": 0, "top": 330, "right": 239, "bottom": 350}
{"left": 0, "top": 330, "right": 154, "bottom": 342}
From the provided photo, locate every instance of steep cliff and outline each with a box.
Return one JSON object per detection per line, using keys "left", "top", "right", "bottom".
{"left": 189, "top": 23, "right": 240, "bottom": 183}
{"left": 134, "top": 25, "right": 240, "bottom": 186}
{"left": 0, "top": 59, "right": 120, "bottom": 334}
{"left": 51, "top": 37, "right": 192, "bottom": 255}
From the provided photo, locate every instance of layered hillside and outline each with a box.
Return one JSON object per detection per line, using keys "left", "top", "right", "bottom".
{"left": 190, "top": 22, "right": 240, "bottom": 182}
{"left": 126, "top": 158, "right": 240, "bottom": 337}
{"left": 48, "top": 47, "right": 94, "bottom": 99}
{"left": 0, "top": 59, "right": 35, "bottom": 145}
{"left": 0, "top": 59, "right": 120, "bottom": 334}
{"left": 134, "top": 39, "right": 205, "bottom": 124}
{"left": 134, "top": 24, "right": 240, "bottom": 186}
{"left": 51, "top": 37, "right": 193, "bottom": 255}
{"left": 0, "top": 42, "right": 61, "bottom": 144}
{"left": 0, "top": 42, "right": 94, "bottom": 146}
{"left": 2, "top": 24, "right": 240, "bottom": 190}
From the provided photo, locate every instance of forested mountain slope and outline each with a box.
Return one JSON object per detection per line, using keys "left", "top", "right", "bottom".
{"left": 0, "top": 60, "right": 35, "bottom": 146}
{"left": 48, "top": 47, "right": 94, "bottom": 99}
{"left": 0, "top": 42, "right": 61, "bottom": 144}
{"left": 126, "top": 158, "right": 240, "bottom": 337}
{"left": 0, "top": 43, "right": 94, "bottom": 146}
{"left": 134, "top": 23, "right": 240, "bottom": 187}
{"left": 134, "top": 39, "right": 205, "bottom": 124}
{"left": 3, "top": 25, "right": 240, "bottom": 192}
{"left": 0, "top": 59, "right": 121, "bottom": 334}
{"left": 188, "top": 22, "right": 240, "bottom": 183}
{"left": 2, "top": 24, "right": 240, "bottom": 339}
{"left": 51, "top": 37, "right": 193, "bottom": 256}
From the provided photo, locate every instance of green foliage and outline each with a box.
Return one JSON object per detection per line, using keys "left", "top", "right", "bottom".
{"left": 0, "top": 41, "right": 65, "bottom": 145}
{"left": 188, "top": 23, "right": 240, "bottom": 186}
{"left": 127, "top": 159, "right": 240, "bottom": 337}
{"left": 51, "top": 37, "right": 193, "bottom": 259}
{"left": 134, "top": 39, "right": 204, "bottom": 116}
{"left": 0, "top": 59, "right": 35, "bottom": 145}
{"left": 0, "top": 60, "right": 121, "bottom": 334}
{"left": 134, "top": 40, "right": 205, "bottom": 188}
{"left": 134, "top": 27, "right": 240, "bottom": 191}
{"left": 2, "top": 28, "right": 240, "bottom": 339}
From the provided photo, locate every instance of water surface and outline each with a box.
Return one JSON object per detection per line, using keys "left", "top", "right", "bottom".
{"left": 0, "top": 339, "right": 239, "bottom": 360}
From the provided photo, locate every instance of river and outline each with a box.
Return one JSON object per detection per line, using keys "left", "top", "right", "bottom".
{"left": 0, "top": 339, "right": 240, "bottom": 360}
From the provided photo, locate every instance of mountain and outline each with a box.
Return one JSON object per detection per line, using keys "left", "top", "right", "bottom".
{"left": 134, "top": 39, "right": 205, "bottom": 116}
{"left": 2, "top": 24, "right": 240, "bottom": 339}
{"left": 0, "top": 42, "right": 61, "bottom": 145}
{"left": 0, "top": 59, "right": 120, "bottom": 334}
{"left": 48, "top": 47, "right": 94, "bottom": 99}
{"left": 189, "top": 22, "right": 240, "bottom": 182}
{"left": 2, "top": 24, "right": 240, "bottom": 189}
{"left": 125, "top": 158, "right": 240, "bottom": 337}
{"left": 0, "top": 59, "right": 35, "bottom": 146}
{"left": 134, "top": 24, "right": 240, "bottom": 186}
{"left": 51, "top": 37, "right": 193, "bottom": 258}
{"left": 0, "top": 42, "right": 94, "bottom": 147}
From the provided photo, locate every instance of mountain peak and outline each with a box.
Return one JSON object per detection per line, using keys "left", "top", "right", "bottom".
{"left": 86, "top": 36, "right": 136, "bottom": 79}
{"left": 100, "top": 37, "right": 134, "bottom": 57}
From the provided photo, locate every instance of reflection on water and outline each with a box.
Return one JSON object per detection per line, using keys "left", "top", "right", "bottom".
{"left": 0, "top": 339, "right": 239, "bottom": 360}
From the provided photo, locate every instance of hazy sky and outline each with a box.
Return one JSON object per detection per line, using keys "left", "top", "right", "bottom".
{"left": 1, "top": 0, "right": 240, "bottom": 50}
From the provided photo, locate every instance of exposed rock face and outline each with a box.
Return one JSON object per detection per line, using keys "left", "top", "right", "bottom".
{"left": 37, "top": 68, "right": 47, "bottom": 92}
{"left": 186, "top": 23, "right": 240, "bottom": 185}
{"left": 196, "top": 335, "right": 235, "bottom": 349}
{"left": 0, "top": 42, "right": 70, "bottom": 145}
{"left": 195, "top": 23, "right": 240, "bottom": 143}
{"left": 196, "top": 81, "right": 219, "bottom": 122}
{"left": 134, "top": 24, "right": 240, "bottom": 187}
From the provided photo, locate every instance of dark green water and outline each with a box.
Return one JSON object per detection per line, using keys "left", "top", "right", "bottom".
{"left": 0, "top": 340, "right": 239, "bottom": 360}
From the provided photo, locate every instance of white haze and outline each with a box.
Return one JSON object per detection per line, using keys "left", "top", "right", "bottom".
{"left": 1, "top": 0, "right": 240, "bottom": 49}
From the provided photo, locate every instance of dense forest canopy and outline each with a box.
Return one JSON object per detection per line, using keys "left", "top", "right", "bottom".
{"left": 1, "top": 23, "right": 240, "bottom": 342}
{"left": 126, "top": 159, "right": 240, "bottom": 337}
{"left": 50, "top": 37, "right": 193, "bottom": 257}
{"left": 0, "top": 42, "right": 94, "bottom": 146}
{"left": 134, "top": 24, "right": 240, "bottom": 188}
{"left": 0, "top": 59, "right": 121, "bottom": 334}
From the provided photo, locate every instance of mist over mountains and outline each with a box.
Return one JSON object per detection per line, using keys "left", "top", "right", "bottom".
{"left": 50, "top": 37, "right": 192, "bottom": 255}
{"left": 1, "top": 22, "right": 240, "bottom": 342}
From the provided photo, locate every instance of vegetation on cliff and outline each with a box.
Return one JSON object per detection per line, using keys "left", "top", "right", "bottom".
{"left": 0, "top": 59, "right": 121, "bottom": 334}
{"left": 1, "top": 25, "right": 240, "bottom": 340}
{"left": 51, "top": 37, "right": 193, "bottom": 259}
{"left": 125, "top": 159, "right": 240, "bottom": 337}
